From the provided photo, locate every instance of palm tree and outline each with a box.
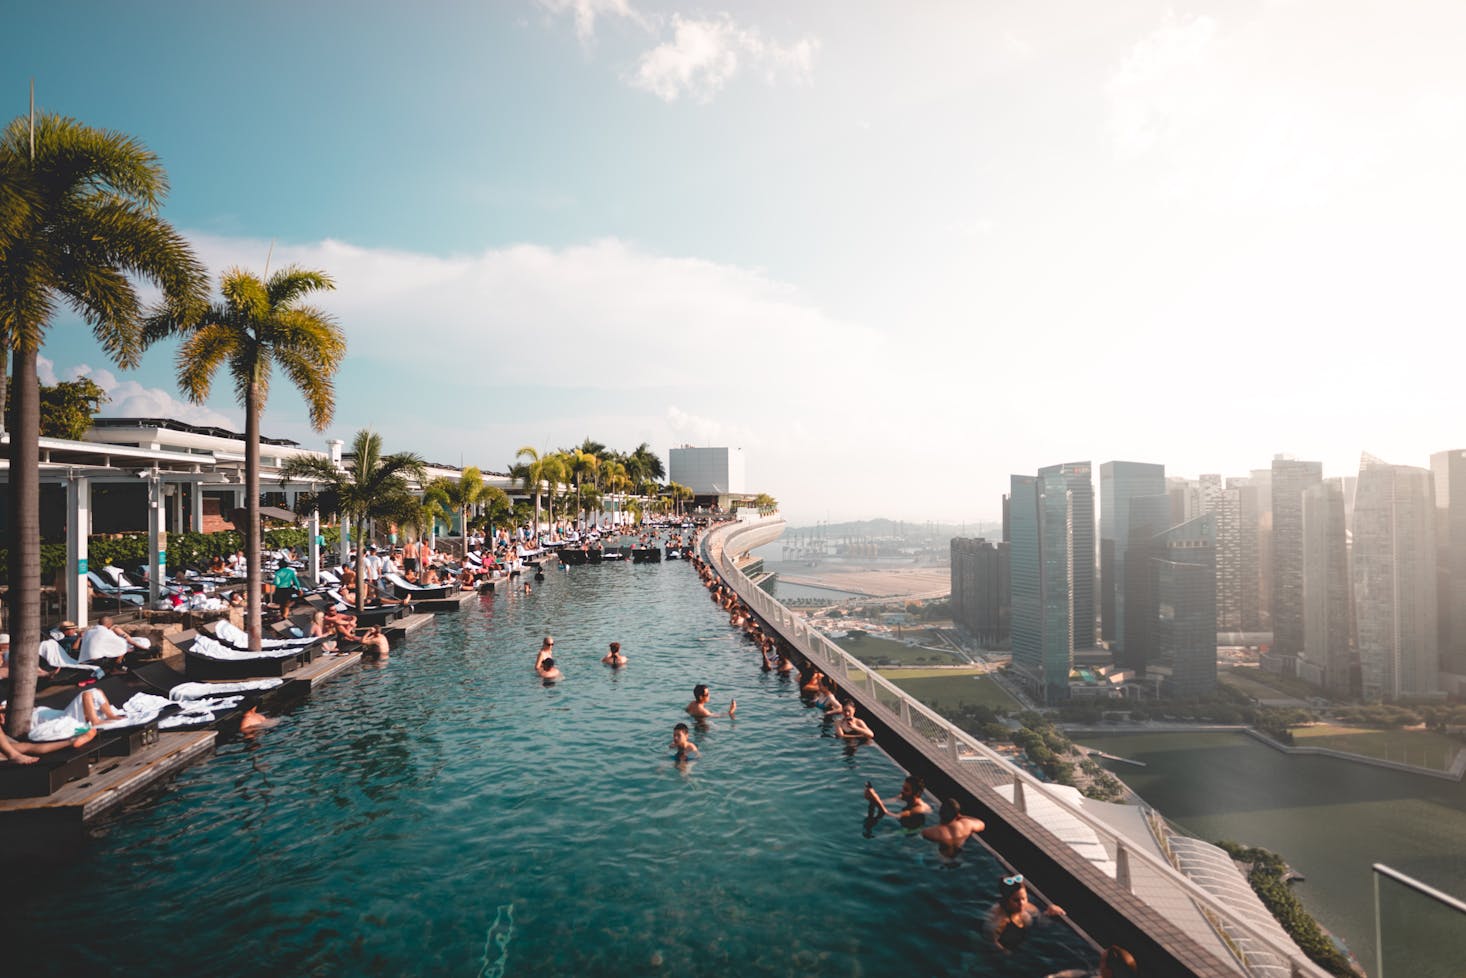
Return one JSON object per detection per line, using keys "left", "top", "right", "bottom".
{"left": 568, "top": 449, "right": 599, "bottom": 525}
{"left": 281, "top": 429, "right": 426, "bottom": 612}
{"left": 515, "top": 446, "right": 549, "bottom": 535}
{"left": 601, "top": 458, "right": 629, "bottom": 528}
{"left": 0, "top": 113, "right": 206, "bottom": 736}
{"left": 626, "top": 442, "right": 665, "bottom": 484}
{"left": 475, "top": 485, "right": 513, "bottom": 541}
{"left": 753, "top": 493, "right": 779, "bottom": 515}
{"left": 167, "top": 266, "right": 345, "bottom": 646}
{"left": 425, "top": 466, "right": 484, "bottom": 544}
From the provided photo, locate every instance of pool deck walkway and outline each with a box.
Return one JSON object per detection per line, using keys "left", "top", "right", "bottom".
{"left": 0, "top": 730, "right": 217, "bottom": 840}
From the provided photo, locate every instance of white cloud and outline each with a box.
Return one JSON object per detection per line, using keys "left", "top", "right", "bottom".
{"left": 665, "top": 405, "right": 762, "bottom": 450}
{"left": 1105, "top": 14, "right": 1219, "bottom": 161}
{"left": 36, "top": 356, "right": 239, "bottom": 429}
{"left": 536, "top": 0, "right": 639, "bottom": 44}
{"left": 630, "top": 14, "right": 818, "bottom": 102}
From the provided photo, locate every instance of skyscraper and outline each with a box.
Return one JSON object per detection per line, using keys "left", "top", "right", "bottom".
{"left": 1038, "top": 461, "right": 1095, "bottom": 649}
{"left": 950, "top": 537, "right": 1010, "bottom": 647}
{"left": 1100, "top": 461, "right": 1166, "bottom": 649}
{"left": 1009, "top": 472, "right": 1074, "bottom": 702}
{"left": 1155, "top": 514, "right": 1218, "bottom": 698}
{"left": 1226, "top": 476, "right": 1264, "bottom": 632}
{"left": 1431, "top": 449, "right": 1466, "bottom": 685}
{"left": 1353, "top": 454, "right": 1438, "bottom": 700}
{"left": 1119, "top": 493, "right": 1174, "bottom": 672}
{"left": 1271, "top": 457, "right": 1323, "bottom": 660}
{"left": 1302, "top": 479, "right": 1352, "bottom": 695}
{"left": 1199, "top": 480, "right": 1243, "bottom": 633}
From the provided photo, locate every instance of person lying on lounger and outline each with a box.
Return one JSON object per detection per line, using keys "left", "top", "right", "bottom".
{"left": 0, "top": 701, "right": 97, "bottom": 763}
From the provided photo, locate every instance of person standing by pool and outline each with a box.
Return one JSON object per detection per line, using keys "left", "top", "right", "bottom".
{"left": 686, "top": 684, "right": 735, "bottom": 719}
{"left": 920, "top": 797, "right": 986, "bottom": 858}
{"left": 602, "top": 642, "right": 627, "bottom": 667}
{"left": 272, "top": 561, "right": 301, "bottom": 619}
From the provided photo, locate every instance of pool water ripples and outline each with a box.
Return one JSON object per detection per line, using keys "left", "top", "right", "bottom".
{"left": 13, "top": 561, "right": 1092, "bottom": 977}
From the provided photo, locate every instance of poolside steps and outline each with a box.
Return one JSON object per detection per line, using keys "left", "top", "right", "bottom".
{"left": 405, "top": 590, "right": 478, "bottom": 613}
{"left": 0, "top": 730, "right": 217, "bottom": 844}
{"left": 384, "top": 612, "right": 435, "bottom": 643}
{"left": 293, "top": 650, "right": 364, "bottom": 687}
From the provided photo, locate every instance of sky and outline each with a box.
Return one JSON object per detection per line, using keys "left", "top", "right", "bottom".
{"left": 9, "top": 1, "right": 1466, "bottom": 525}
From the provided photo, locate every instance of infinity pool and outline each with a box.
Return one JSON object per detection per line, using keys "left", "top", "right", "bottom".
{"left": 14, "top": 560, "right": 1092, "bottom": 976}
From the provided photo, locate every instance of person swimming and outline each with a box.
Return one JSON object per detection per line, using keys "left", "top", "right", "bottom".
{"left": 987, "top": 873, "right": 1066, "bottom": 953}
{"left": 670, "top": 722, "right": 698, "bottom": 759}
{"left": 686, "top": 684, "right": 735, "bottom": 719}
{"left": 602, "top": 641, "right": 627, "bottom": 667}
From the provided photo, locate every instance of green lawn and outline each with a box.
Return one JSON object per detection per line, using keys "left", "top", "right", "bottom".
{"left": 881, "top": 672, "right": 1022, "bottom": 713}
{"left": 1292, "top": 723, "right": 1464, "bottom": 771}
{"left": 1220, "top": 668, "right": 1315, "bottom": 704}
{"left": 836, "top": 632, "right": 962, "bottom": 667}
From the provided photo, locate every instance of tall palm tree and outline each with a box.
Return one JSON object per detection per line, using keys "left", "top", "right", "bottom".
{"left": 281, "top": 429, "right": 426, "bottom": 612}
{"left": 425, "top": 466, "right": 484, "bottom": 544}
{"left": 166, "top": 266, "right": 345, "bottom": 646}
{"left": 569, "top": 449, "right": 599, "bottom": 525}
{"left": 514, "top": 446, "right": 548, "bottom": 535}
{"left": 627, "top": 442, "right": 665, "bottom": 484}
{"left": 601, "top": 458, "right": 628, "bottom": 528}
{"left": 0, "top": 113, "right": 206, "bottom": 736}
{"left": 475, "top": 484, "right": 513, "bottom": 541}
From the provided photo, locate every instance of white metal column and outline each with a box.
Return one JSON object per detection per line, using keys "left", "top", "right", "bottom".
{"left": 66, "top": 476, "right": 90, "bottom": 628}
{"left": 147, "top": 474, "right": 166, "bottom": 607}
{"left": 190, "top": 482, "right": 205, "bottom": 532}
{"left": 308, "top": 510, "right": 321, "bottom": 581}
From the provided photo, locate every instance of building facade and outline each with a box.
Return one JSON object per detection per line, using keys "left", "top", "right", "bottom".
{"left": 1038, "top": 461, "right": 1095, "bottom": 648}
{"left": 1302, "top": 478, "right": 1353, "bottom": 696}
{"left": 1009, "top": 472, "right": 1074, "bottom": 702}
{"left": 1432, "top": 449, "right": 1466, "bottom": 687}
{"left": 1156, "top": 514, "right": 1218, "bottom": 698}
{"left": 1353, "top": 454, "right": 1438, "bottom": 700}
{"left": 667, "top": 446, "right": 747, "bottom": 497}
{"left": 1270, "top": 457, "right": 1323, "bottom": 660}
{"left": 1100, "top": 461, "right": 1166, "bottom": 650}
{"left": 950, "top": 537, "right": 1010, "bottom": 647}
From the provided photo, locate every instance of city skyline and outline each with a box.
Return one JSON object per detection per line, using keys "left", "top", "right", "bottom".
{"left": 8, "top": 1, "right": 1466, "bottom": 525}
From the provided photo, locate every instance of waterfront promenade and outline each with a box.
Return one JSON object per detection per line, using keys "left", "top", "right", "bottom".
{"left": 705, "top": 517, "right": 1330, "bottom": 978}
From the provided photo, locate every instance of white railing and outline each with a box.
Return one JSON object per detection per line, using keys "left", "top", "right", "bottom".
{"left": 704, "top": 518, "right": 1327, "bottom": 978}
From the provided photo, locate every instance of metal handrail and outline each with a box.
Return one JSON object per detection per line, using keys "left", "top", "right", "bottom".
{"left": 704, "top": 517, "right": 1328, "bottom": 978}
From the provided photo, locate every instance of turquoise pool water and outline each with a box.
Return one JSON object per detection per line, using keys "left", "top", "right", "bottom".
{"left": 14, "top": 561, "right": 1092, "bottom": 976}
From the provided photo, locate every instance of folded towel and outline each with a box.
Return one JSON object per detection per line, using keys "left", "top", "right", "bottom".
{"left": 39, "top": 638, "right": 106, "bottom": 677}
{"left": 190, "top": 635, "right": 301, "bottom": 660}
{"left": 216, "top": 620, "right": 315, "bottom": 649}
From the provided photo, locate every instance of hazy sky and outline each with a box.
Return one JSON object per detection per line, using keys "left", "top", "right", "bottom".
{"left": 10, "top": 1, "right": 1466, "bottom": 524}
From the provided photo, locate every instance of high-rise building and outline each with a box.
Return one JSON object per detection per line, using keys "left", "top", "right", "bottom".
{"left": 1038, "top": 461, "right": 1095, "bottom": 648}
{"left": 1431, "top": 450, "right": 1466, "bottom": 684}
{"left": 950, "top": 537, "right": 1010, "bottom": 647}
{"left": 1225, "top": 477, "right": 1264, "bottom": 632}
{"left": 1302, "top": 479, "right": 1352, "bottom": 695}
{"left": 1100, "top": 461, "right": 1166, "bottom": 649}
{"left": 1119, "top": 493, "right": 1174, "bottom": 672}
{"left": 1353, "top": 454, "right": 1438, "bottom": 700}
{"left": 1250, "top": 467, "right": 1274, "bottom": 630}
{"left": 1155, "top": 514, "right": 1218, "bottom": 698}
{"left": 1009, "top": 472, "right": 1074, "bottom": 702}
{"left": 1271, "top": 457, "right": 1323, "bottom": 660}
{"left": 1199, "top": 480, "right": 1243, "bottom": 633}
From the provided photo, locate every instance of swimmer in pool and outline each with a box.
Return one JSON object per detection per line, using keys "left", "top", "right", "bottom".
{"left": 536, "top": 656, "right": 562, "bottom": 683}
{"left": 602, "top": 641, "right": 627, "bottom": 667}
{"left": 686, "top": 684, "right": 735, "bottom": 719}
{"left": 833, "top": 700, "right": 875, "bottom": 741}
{"left": 920, "top": 797, "right": 986, "bottom": 859}
{"left": 671, "top": 722, "right": 698, "bottom": 758}
{"left": 987, "top": 874, "right": 1065, "bottom": 953}
{"left": 535, "top": 636, "right": 554, "bottom": 670}
{"left": 865, "top": 774, "right": 932, "bottom": 826}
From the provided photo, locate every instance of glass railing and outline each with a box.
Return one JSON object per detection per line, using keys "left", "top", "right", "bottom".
{"left": 1373, "top": 863, "right": 1466, "bottom": 978}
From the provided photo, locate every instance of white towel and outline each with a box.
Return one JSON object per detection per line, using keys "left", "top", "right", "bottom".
{"left": 168, "top": 679, "right": 283, "bottom": 701}
{"left": 190, "top": 635, "right": 300, "bottom": 660}
{"left": 30, "top": 707, "right": 88, "bottom": 742}
{"left": 216, "top": 620, "right": 315, "bottom": 649}
{"left": 79, "top": 626, "right": 130, "bottom": 662}
{"left": 39, "top": 638, "right": 105, "bottom": 677}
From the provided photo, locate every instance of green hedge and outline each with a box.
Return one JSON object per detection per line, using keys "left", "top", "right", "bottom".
{"left": 1215, "top": 842, "right": 1355, "bottom": 976}
{"left": 0, "top": 527, "right": 343, "bottom": 583}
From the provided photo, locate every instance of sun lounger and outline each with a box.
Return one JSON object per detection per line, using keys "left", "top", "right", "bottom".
{"left": 87, "top": 570, "right": 147, "bottom": 606}
{"left": 383, "top": 573, "right": 454, "bottom": 600}
{"left": 177, "top": 632, "right": 307, "bottom": 681}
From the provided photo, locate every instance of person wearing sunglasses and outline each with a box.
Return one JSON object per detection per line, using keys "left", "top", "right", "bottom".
{"left": 988, "top": 872, "right": 1066, "bottom": 953}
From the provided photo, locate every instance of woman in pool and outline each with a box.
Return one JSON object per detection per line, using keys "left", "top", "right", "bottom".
{"left": 602, "top": 642, "right": 627, "bottom": 667}
{"left": 987, "top": 873, "right": 1065, "bottom": 953}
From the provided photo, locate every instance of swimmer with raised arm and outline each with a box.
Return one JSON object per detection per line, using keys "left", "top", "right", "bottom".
{"left": 865, "top": 774, "right": 932, "bottom": 825}
{"left": 685, "top": 684, "right": 735, "bottom": 719}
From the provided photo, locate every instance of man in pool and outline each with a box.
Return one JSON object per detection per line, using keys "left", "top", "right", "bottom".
{"left": 920, "top": 797, "right": 986, "bottom": 858}
{"left": 670, "top": 722, "right": 698, "bottom": 759}
{"left": 536, "top": 656, "right": 562, "bottom": 683}
{"left": 361, "top": 626, "right": 389, "bottom": 659}
{"left": 864, "top": 774, "right": 932, "bottom": 828}
{"left": 686, "top": 684, "right": 735, "bottom": 719}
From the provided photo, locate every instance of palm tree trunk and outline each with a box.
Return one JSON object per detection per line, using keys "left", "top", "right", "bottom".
{"left": 355, "top": 516, "right": 367, "bottom": 615}
{"left": 4, "top": 346, "right": 41, "bottom": 737}
{"left": 245, "top": 381, "right": 263, "bottom": 647}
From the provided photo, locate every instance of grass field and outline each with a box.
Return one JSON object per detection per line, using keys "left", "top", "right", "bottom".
{"left": 836, "top": 632, "right": 962, "bottom": 667}
{"left": 1220, "top": 668, "right": 1317, "bottom": 703}
{"left": 1291, "top": 723, "right": 1464, "bottom": 771}
{"left": 880, "top": 671, "right": 1022, "bottom": 713}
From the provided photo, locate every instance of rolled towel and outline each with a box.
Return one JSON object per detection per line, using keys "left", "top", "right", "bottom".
{"left": 168, "top": 679, "right": 283, "bottom": 701}
{"left": 79, "top": 626, "right": 130, "bottom": 662}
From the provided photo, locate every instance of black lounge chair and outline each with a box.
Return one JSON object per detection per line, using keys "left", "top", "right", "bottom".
{"left": 382, "top": 573, "right": 455, "bottom": 601}
{"left": 174, "top": 630, "right": 307, "bottom": 681}
{"left": 631, "top": 548, "right": 662, "bottom": 563}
